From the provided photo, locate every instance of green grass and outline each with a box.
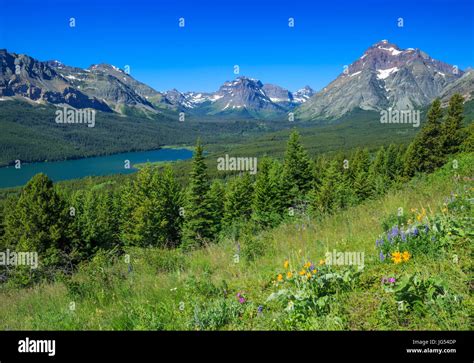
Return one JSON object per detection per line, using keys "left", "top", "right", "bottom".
{"left": 0, "top": 153, "right": 472, "bottom": 330}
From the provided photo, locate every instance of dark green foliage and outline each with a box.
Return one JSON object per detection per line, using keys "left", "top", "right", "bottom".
{"left": 121, "top": 164, "right": 183, "bottom": 248}
{"left": 252, "top": 158, "right": 284, "bottom": 227}
{"left": 442, "top": 94, "right": 465, "bottom": 154}
{"left": 404, "top": 99, "right": 445, "bottom": 175}
{"left": 369, "top": 146, "right": 389, "bottom": 197}
{"left": 309, "top": 159, "right": 342, "bottom": 214}
{"left": 351, "top": 148, "right": 372, "bottom": 202}
{"left": 223, "top": 173, "right": 254, "bottom": 227}
{"left": 182, "top": 139, "right": 214, "bottom": 247}
{"left": 2, "top": 174, "right": 71, "bottom": 285}
{"left": 283, "top": 130, "right": 313, "bottom": 203}
{"left": 69, "top": 188, "right": 121, "bottom": 261}
{"left": 460, "top": 122, "right": 474, "bottom": 152}
{"left": 207, "top": 180, "right": 225, "bottom": 237}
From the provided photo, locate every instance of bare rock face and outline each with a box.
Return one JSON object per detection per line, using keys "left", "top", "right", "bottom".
{"left": 296, "top": 40, "right": 464, "bottom": 120}
{"left": 439, "top": 69, "right": 474, "bottom": 104}
{"left": 0, "top": 49, "right": 169, "bottom": 113}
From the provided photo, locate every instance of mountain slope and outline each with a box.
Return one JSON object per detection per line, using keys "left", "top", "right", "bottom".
{"left": 296, "top": 40, "right": 464, "bottom": 120}
{"left": 0, "top": 49, "right": 171, "bottom": 114}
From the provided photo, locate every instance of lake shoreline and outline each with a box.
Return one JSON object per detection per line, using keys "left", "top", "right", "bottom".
{"left": 0, "top": 147, "right": 194, "bottom": 189}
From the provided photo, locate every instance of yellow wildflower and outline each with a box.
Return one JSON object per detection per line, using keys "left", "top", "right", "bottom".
{"left": 319, "top": 259, "right": 325, "bottom": 266}
{"left": 402, "top": 251, "right": 411, "bottom": 262}
{"left": 277, "top": 274, "right": 283, "bottom": 282}
{"left": 299, "top": 269, "right": 306, "bottom": 276}
{"left": 391, "top": 251, "right": 402, "bottom": 264}
{"left": 304, "top": 261, "right": 311, "bottom": 269}
{"left": 286, "top": 271, "right": 293, "bottom": 279}
{"left": 408, "top": 218, "right": 413, "bottom": 224}
{"left": 284, "top": 260, "right": 289, "bottom": 269}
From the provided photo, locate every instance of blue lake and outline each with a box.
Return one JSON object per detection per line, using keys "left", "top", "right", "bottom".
{"left": 0, "top": 148, "right": 193, "bottom": 189}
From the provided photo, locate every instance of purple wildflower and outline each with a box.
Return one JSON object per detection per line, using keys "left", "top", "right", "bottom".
{"left": 401, "top": 232, "right": 406, "bottom": 242}
{"left": 424, "top": 225, "right": 429, "bottom": 233}
{"left": 257, "top": 305, "right": 263, "bottom": 314}
{"left": 391, "top": 225, "right": 399, "bottom": 237}
{"left": 412, "top": 227, "right": 419, "bottom": 237}
{"left": 379, "top": 251, "right": 385, "bottom": 261}
{"left": 389, "top": 277, "right": 396, "bottom": 283}
{"left": 236, "top": 291, "right": 246, "bottom": 304}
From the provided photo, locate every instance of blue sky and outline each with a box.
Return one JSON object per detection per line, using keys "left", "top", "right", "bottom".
{"left": 1, "top": 0, "right": 473, "bottom": 92}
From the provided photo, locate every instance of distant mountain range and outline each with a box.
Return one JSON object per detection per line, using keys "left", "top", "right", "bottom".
{"left": 1, "top": 41, "right": 472, "bottom": 121}
{"left": 297, "top": 40, "right": 470, "bottom": 120}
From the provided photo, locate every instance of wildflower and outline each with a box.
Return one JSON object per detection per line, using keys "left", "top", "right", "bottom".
{"left": 424, "top": 225, "right": 429, "bottom": 233}
{"left": 407, "top": 218, "right": 413, "bottom": 225}
{"left": 309, "top": 263, "right": 316, "bottom": 271}
{"left": 277, "top": 274, "right": 283, "bottom": 282}
{"left": 381, "top": 277, "right": 387, "bottom": 284}
{"left": 287, "top": 301, "right": 295, "bottom": 311}
{"left": 401, "top": 232, "right": 406, "bottom": 242}
{"left": 284, "top": 260, "right": 289, "bottom": 269}
{"left": 389, "top": 277, "right": 396, "bottom": 283}
{"left": 236, "top": 291, "right": 246, "bottom": 303}
{"left": 412, "top": 227, "right": 419, "bottom": 237}
{"left": 391, "top": 226, "right": 399, "bottom": 237}
{"left": 319, "top": 259, "right": 325, "bottom": 265}
{"left": 299, "top": 269, "right": 306, "bottom": 276}
{"left": 402, "top": 251, "right": 410, "bottom": 262}
{"left": 306, "top": 272, "right": 312, "bottom": 279}
{"left": 391, "top": 251, "right": 402, "bottom": 264}
{"left": 304, "top": 261, "right": 311, "bottom": 269}
{"left": 286, "top": 271, "right": 293, "bottom": 279}
{"left": 376, "top": 239, "right": 380, "bottom": 247}
{"left": 410, "top": 208, "right": 417, "bottom": 213}
{"left": 257, "top": 305, "right": 263, "bottom": 314}
{"left": 379, "top": 251, "right": 385, "bottom": 261}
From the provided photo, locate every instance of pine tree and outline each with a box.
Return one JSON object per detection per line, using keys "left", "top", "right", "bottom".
{"left": 369, "top": 146, "right": 389, "bottom": 197}
{"left": 311, "top": 159, "right": 342, "bottom": 214}
{"left": 442, "top": 94, "right": 464, "bottom": 155}
{"left": 182, "top": 139, "right": 213, "bottom": 247}
{"left": 386, "top": 144, "right": 401, "bottom": 182}
{"left": 252, "top": 158, "right": 282, "bottom": 227}
{"left": 404, "top": 99, "right": 445, "bottom": 175}
{"left": 157, "top": 166, "right": 183, "bottom": 247}
{"left": 283, "top": 130, "right": 313, "bottom": 204}
{"left": 460, "top": 122, "right": 474, "bottom": 152}
{"left": 223, "top": 173, "right": 254, "bottom": 227}
{"left": 207, "top": 179, "right": 225, "bottom": 238}
{"left": 121, "top": 165, "right": 162, "bottom": 247}
{"left": 351, "top": 148, "right": 372, "bottom": 201}
{"left": 3, "top": 174, "right": 70, "bottom": 279}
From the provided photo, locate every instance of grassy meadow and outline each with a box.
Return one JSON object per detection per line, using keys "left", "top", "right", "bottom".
{"left": 0, "top": 153, "right": 471, "bottom": 330}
